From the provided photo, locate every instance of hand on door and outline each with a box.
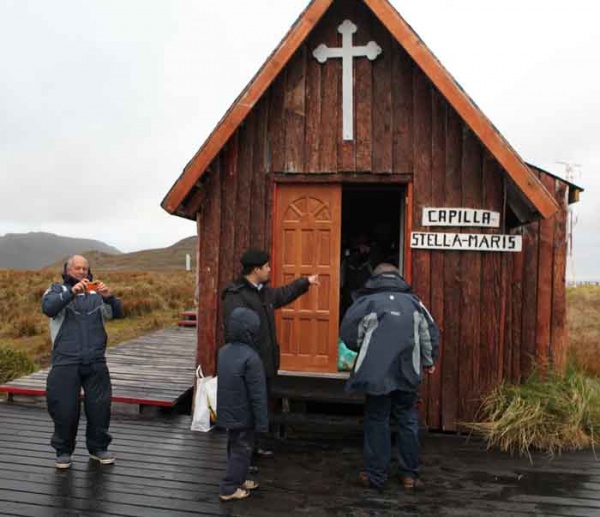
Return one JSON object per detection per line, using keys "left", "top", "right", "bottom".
{"left": 307, "top": 274, "right": 320, "bottom": 286}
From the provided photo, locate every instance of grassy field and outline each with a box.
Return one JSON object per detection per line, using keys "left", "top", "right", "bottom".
{"left": 0, "top": 269, "right": 195, "bottom": 383}
{"left": 567, "top": 285, "right": 600, "bottom": 376}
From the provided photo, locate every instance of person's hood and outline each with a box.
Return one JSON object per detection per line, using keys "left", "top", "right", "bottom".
{"left": 226, "top": 307, "right": 260, "bottom": 347}
{"left": 354, "top": 272, "right": 412, "bottom": 299}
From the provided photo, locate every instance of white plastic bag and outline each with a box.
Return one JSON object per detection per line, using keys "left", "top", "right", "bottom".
{"left": 190, "top": 365, "right": 217, "bottom": 432}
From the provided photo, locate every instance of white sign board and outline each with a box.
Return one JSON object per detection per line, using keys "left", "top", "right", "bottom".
{"left": 411, "top": 232, "right": 522, "bottom": 252}
{"left": 422, "top": 208, "right": 500, "bottom": 228}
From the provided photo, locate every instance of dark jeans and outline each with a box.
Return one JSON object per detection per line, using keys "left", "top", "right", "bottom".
{"left": 221, "top": 428, "right": 255, "bottom": 496}
{"left": 363, "top": 390, "right": 419, "bottom": 487}
{"left": 46, "top": 362, "right": 112, "bottom": 455}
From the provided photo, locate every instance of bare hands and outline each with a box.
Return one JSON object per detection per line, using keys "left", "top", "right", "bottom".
{"left": 424, "top": 365, "right": 436, "bottom": 375}
{"left": 97, "top": 281, "right": 111, "bottom": 298}
{"left": 308, "top": 274, "right": 320, "bottom": 286}
{"left": 71, "top": 279, "right": 88, "bottom": 295}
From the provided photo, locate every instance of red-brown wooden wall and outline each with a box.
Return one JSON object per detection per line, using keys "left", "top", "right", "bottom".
{"left": 193, "top": 0, "right": 572, "bottom": 429}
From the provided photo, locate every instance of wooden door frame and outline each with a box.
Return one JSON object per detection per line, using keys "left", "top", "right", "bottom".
{"left": 273, "top": 173, "right": 412, "bottom": 184}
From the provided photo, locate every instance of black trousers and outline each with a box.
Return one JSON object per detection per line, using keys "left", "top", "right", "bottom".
{"left": 46, "top": 362, "right": 112, "bottom": 455}
{"left": 221, "top": 428, "right": 255, "bottom": 496}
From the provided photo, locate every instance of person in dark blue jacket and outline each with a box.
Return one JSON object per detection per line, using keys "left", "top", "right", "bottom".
{"left": 340, "top": 263, "right": 439, "bottom": 490}
{"left": 217, "top": 307, "right": 268, "bottom": 501}
{"left": 41, "top": 255, "right": 123, "bottom": 469}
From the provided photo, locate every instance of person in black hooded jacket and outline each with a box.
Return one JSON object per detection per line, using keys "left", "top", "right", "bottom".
{"left": 217, "top": 307, "right": 268, "bottom": 501}
{"left": 340, "top": 263, "right": 439, "bottom": 490}
{"left": 222, "top": 249, "right": 319, "bottom": 379}
{"left": 41, "top": 255, "right": 123, "bottom": 470}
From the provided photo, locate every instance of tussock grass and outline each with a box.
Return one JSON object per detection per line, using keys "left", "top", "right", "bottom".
{"left": 467, "top": 368, "right": 599, "bottom": 458}
{"left": 0, "top": 269, "right": 195, "bottom": 382}
{"left": 0, "top": 345, "right": 36, "bottom": 384}
{"left": 466, "top": 286, "right": 599, "bottom": 456}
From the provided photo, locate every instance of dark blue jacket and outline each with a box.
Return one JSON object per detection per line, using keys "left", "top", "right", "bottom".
{"left": 42, "top": 279, "right": 123, "bottom": 366}
{"left": 216, "top": 307, "right": 268, "bottom": 431}
{"left": 341, "top": 272, "right": 439, "bottom": 395}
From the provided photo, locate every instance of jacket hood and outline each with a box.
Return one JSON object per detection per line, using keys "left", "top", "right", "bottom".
{"left": 355, "top": 272, "right": 412, "bottom": 298}
{"left": 226, "top": 307, "right": 260, "bottom": 347}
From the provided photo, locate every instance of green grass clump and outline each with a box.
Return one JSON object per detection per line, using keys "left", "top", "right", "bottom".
{"left": 467, "top": 368, "right": 599, "bottom": 458}
{"left": 0, "top": 345, "right": 37, "bottom": 384}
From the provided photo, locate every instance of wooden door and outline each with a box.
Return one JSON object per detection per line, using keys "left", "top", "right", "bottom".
{"left": 273, "top": 184, "right": 341, "bottom": 372}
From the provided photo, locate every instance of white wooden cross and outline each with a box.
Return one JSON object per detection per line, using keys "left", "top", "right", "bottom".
{"left": 313, "top": 19, "right": 382, "bottom": 141}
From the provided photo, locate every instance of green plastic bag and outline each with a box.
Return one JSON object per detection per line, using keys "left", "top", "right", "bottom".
{"left": 338, "top": 338, "right": 358, "bottom": 371}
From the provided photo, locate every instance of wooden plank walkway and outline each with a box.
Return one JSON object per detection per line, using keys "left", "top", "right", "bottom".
{"left": 0, "top": 402, "right": 599, "bottom": 516}
{"left": 0, "top": 327, "right": 196, "bottom": 407}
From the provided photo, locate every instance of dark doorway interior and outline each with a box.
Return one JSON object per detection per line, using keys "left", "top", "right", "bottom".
{"left": 340, "top": 185, "right": 405, "bottom": 318}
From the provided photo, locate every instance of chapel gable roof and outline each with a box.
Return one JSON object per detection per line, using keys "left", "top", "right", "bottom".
{"left": 162, "top": 0, "right": 560, "bottom": 221}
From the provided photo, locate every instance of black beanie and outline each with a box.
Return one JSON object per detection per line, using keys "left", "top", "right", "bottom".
{"left": 241, "top": 249, "right": 270, "bottom": 268}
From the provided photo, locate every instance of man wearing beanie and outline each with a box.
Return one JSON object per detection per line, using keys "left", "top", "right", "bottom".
{"left": 222, "top": 248, "right": 319, "bottom": 456}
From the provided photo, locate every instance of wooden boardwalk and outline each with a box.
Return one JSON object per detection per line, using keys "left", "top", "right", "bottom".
{"left": 0, "top": 402, "right": 599, "bottom": 516}
{"left": 0, "top": 327, "right": 196, "bottom": 407}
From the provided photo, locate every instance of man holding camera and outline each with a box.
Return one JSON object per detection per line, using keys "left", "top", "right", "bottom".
{"left": 42, "top": 255, "right": 123, "bottom": 469}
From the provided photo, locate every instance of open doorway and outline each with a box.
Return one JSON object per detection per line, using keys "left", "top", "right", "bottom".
{"left": 340, "top": 184, "right": 406, "bottom": 319}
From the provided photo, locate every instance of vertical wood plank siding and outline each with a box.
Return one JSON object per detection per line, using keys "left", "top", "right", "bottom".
{"left": 192, "top": 0, "right": 573, "bottom": 427}
{"left": 427, "top": 89, "right": 446, "bottom": 429}
{"left": 459, "top": 129, "right": 483, "bottom": 422}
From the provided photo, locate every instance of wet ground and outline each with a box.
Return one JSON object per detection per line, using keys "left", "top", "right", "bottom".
{"left": 242, "top": 430, "right": 600, "bottom": 517}
{"left": 0, "top": 400, "right": 598, "bottom": 516}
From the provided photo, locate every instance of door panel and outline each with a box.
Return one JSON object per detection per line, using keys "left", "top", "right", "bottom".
{"left": 273, "top": 184, "right": 341, "bottom": 372}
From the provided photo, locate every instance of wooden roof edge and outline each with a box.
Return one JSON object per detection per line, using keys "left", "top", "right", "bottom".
{"left": 363, "top": 0, "right": 559, "bottom": 219}
{"left": 161, "top": 0, "right": 333, "bottom": 215}
{"left": 526, "top": 162, "right": 584, "bottom": 194}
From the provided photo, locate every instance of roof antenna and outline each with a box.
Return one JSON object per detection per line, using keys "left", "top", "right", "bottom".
{"left": 556, "top": 161, "right": 582, "bottom": 286}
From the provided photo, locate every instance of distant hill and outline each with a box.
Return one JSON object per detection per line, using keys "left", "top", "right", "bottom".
{"left": 45, "top": 236, "right": 196, "bottom": 271}
{"left": 0, "top": 232, "right": 121, "bottom": 270}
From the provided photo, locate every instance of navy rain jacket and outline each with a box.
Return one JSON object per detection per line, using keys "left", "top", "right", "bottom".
{"left": 340, "top": 272, "right": 440, "bottom": 395}
{"left": 41, "top": 275, "right": 123, "bottom": 366}
{"left": 216, "top": 307, "right": 268, "bottom": 432}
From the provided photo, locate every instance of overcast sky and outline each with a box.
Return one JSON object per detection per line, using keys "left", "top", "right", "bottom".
{"left": 0, "top": 0, "right": 598, "bottom": 280}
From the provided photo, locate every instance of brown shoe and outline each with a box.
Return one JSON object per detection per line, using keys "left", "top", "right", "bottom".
{"left": 242, "top": 480, "right": 259, "bottom": 491}
{"left": 399, "top": 475, "right": 424, "bottom": 489}
{"left": 219, "top": 488, "right": 250, "bottom": 502}
{"left": 358, "top": 471, "right": 371, "bottom": 488}
{"left": 358, "top": 471, "right": 382, "bottom": 489}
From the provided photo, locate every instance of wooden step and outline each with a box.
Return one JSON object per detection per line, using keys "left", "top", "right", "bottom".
{"left": 177, "top": 320, "right": 197, "bottom": 327}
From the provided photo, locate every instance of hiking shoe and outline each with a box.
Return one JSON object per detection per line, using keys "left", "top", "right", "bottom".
{"left": 55, "top": 454, "right": 72, "bottom": 470}
{"left": 219, "top": 488, "right": 250, "bottom": 502}
{"left": 255, "top": 447, "right": 274, "bottom": 458}
{"left": 358, "top": 471, "right": 382, "bottom": 490}
{"left": 399, "top": 475, "right": 424, "bottom": 489}
{"left": 89, "top": 450, "right": 115, "bottom": 465}
{"left": 242, "top": 480, "right": 259, "bottom": 491}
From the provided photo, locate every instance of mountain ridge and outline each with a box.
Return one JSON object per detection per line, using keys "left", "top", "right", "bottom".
{"left": 0, "top": 232, "right": 196, "bottom": 271}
